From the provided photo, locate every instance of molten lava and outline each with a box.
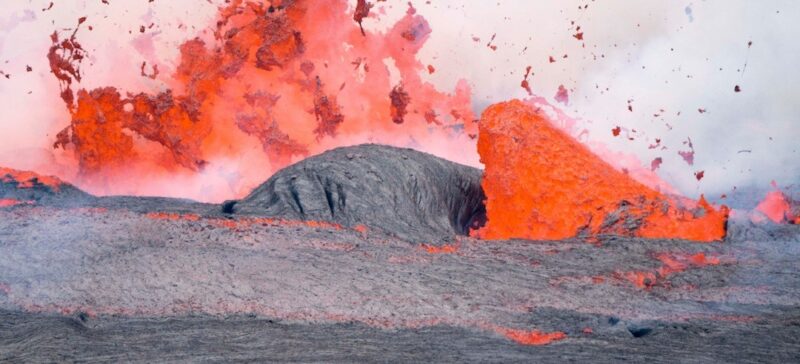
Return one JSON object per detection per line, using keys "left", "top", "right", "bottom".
{"left": 1, "top": 167, "right": 63, "bottom": 191}
{"left": 49, "top": 0, "right": 475, "bottom": 198}
{"left": 501, "top": 329, "right": 567, "bottom": 346}
{"left": 655, "top": 252, "right": 720, "bottom": 277}
{"left": 756, "top": 190, "right": 798, "bottom": 224}
{"left": 618, "top": 251, "right": 722, "bottom": 289}
{"left": 475, "top": 100, "right": 728, "bottom": 242}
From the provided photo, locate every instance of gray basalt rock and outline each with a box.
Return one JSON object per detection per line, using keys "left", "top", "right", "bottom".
{"left": 228, "top": 144, "right": 486, "bottom": 243}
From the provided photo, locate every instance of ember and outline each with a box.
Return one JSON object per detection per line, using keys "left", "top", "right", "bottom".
{"left": 554, "top": 85, "right": 569, "bottom": 105}
{"left": 651, "top": 157, "right": 663, "bottom": 171}
{"left": 655, "top": 252, "right": 720, "bottom": 277}
{"left": 520, "top": 66, "right": 533, "bottom": 95}
{"left": 353, "top": 0, "right": 373, "bottom": 35}
{"left": 389, "top": 84, "right": 411, "bottom": 124}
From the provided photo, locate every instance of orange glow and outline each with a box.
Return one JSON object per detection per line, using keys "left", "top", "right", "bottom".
{"left": 420, "top": 243, "right": 459, "bottom": 254}
{"left": 1, "top": 167, "right": 63, "bottom": 191}
{"left": 474, "top": 100, "right": 728, "bottom": 242}
{"left": 655, "top": 252, "right": 719, "bottom": 277}
{"left": 637, "top": 195, "right": 729, "bottom": 242}
{"left": 756, "top": 190, "right": 794, "bottom": 224}
{"left": 622, "top": 271, "right": 657, "bottom": 289}
{"left": 613, "top": 252, "right": 722, "bottom": 289}
{"left": 0, "top": 199, "right": 29, "bottom": 207}
{"left": 49, "top": 0, "right": 476, "bottom": 200}
{"left": 688, "top": 252, "right": 720, "bottom": 266}
{"left": 145, "top": 212, "right": 201, "bottom": 221}
{"left": 655, "top": 254, "right": 687, "bottom": 276}
{"left": 501, "top": 329, "right": 567, "bottom": 346}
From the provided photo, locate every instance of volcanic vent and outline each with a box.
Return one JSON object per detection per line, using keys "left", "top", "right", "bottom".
{"left": 227, "top": 144, "right": 486, "bottom": 242}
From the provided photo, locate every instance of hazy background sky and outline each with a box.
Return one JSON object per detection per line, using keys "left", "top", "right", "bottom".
{"left": 0, "top": 0, "right": 797, "bottom": 200}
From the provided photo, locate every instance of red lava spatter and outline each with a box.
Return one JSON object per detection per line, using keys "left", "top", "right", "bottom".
{"left": 520, "top": 66, "right": 533, "bottom": 95}
{"left": 694, "top": 170, "right": 705, "bottom": 181}
{"left": 617, "top": 252, "right": 722, "bottom": 289}
{"left": 353, "top": 0, "right": 373, "bottom": 36}
{"left": 475, "top": 100, "right": 728, "bottom": 242}
{"left": 756, "top": 190, "right": 799, "bottom": 224}
{"left": 554, "top": 85, "right": 569, "bottom": 105}
{"left": 1, "top": 167, "right": 63, "bottom": 191}
{"left": 650, "top": 157, "right": 663, "bottom": 171}
{"left": 47, "top": 17, "right": 88, "bottom": 109}
{"left": 49, "top": 1, "right": 475, "bottom": 195}
{"left": 389, "top": 83, "right": 411, "bottom": 124}
{"left": 678, "top": 137, "right": 695, "bottom": 166}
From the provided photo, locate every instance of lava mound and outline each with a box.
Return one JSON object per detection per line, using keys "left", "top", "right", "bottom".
{"left": 1, "top": 167, "right": 92, "bottom": 207}
{"left": 228, "top": 144, "right": 486, "bottom": 242}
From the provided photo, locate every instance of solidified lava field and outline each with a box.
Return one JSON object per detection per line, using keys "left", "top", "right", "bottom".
{"left": 1, "top": 145, "right": 799, "bottom": 362}
{"left": 1, "top": 0, "right": 799, "bottom": 362}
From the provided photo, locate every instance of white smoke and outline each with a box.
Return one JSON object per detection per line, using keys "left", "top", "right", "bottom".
{"left": 0, "top": 0, "right": 797, "bottom": 201}
{"left": 401, "top": 0, "right": 800, "bottom": 198}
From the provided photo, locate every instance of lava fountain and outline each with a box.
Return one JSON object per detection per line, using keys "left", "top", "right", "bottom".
{"left": 48, "top": 0, "right": 475, "bottom": 200}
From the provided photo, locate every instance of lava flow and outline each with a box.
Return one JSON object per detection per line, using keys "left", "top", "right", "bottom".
{"left": 500, "top": 328, "right": 568, "bottom": 346}
{"left": 41, "top": 0, "right": 735, "bottom": 242}
{"left": 475, "top": 100, "right": 729, "bottom": 242}
{"left": 48, "top": 0, "right": 475, "bottom": 199}
{"left": 1, "top": 167, "right": 63, "bottom": 192}
{"left": 618, "top": 252, "right": 722, "bottom": 289}
{"left": 756, "top": 189, "right": 799, "bottom": 224}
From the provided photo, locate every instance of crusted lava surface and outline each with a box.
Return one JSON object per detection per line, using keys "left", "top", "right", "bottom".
{"left": 1, "top": 145, "right": 799, "bottom": 362}
{"left": 229, "top": 144, "right": 486, "bottom": 243}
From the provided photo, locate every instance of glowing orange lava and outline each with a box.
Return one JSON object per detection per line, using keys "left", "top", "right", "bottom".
{"left": 475, "top": 100, "right": 728, "bottom": 242}
{"left": 501, "top": 329, "right": 567, "bottom": 346}
{"left": 49, "top": 0, "right": 475, "bottom": 199}
{"left": 0, "top": 199, "right": 26, "bottom": 208}
{"left": 614, "top": 251, "right": 722, "bottom": 289}
{"left": 655, "top": 252, "right": 720, "bottom": 277}
{"left": 1, "top": 167, "right": 63, "bottom": 191}
{"left": 756, "top": 190, "right": 797, "bottom": 224}
{"left": 621, "top": 271, "right": 657, "bottom": 289}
